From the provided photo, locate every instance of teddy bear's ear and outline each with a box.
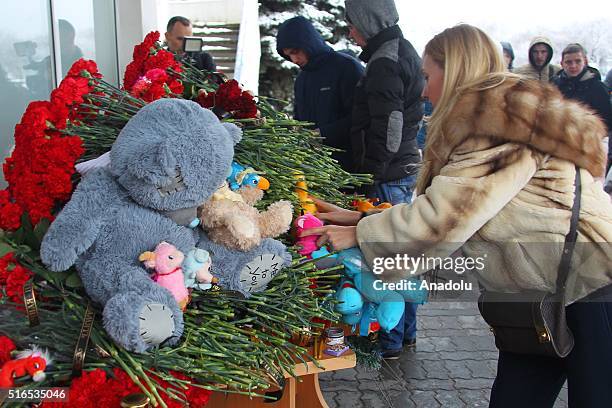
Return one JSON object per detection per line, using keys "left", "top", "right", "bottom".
{"left": 222, "top": 122, "right": 242, "bottom": 145}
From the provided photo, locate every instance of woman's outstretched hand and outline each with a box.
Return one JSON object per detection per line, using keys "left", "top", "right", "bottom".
{"left": 299, "top": 225, "right": 358, "bottom": 251}
{"left": 310, "top": 196, "right": 361, "bottom": 226}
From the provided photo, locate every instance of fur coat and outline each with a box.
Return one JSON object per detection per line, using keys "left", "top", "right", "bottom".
{"left": 356, "top": 77, "right": 612, "bottom": 304}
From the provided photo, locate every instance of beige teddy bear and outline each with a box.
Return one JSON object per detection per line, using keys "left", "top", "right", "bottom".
{"left": 198, "top": 184, "right": 293, "bottom": 251}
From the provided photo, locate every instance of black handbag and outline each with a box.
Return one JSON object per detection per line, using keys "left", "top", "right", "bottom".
{"left": 477, "top": 165, "right": 581, "bottom": 358}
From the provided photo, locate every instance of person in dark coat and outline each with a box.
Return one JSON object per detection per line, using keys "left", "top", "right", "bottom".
{"left": 553, "top": 43, "right": 612, "bottom": 172}
{"left": 277, "top": 16, "right": 364, "bottom": 172}
{"left": 345, "top": 0, "right": 424, "bottom": 198}
{"left": 344, "top": 0, "right": 425, "bottom": 360}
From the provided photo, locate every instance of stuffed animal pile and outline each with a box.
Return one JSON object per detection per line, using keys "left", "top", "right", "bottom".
{"left": 41, "top": 99, "right": 292, "bottom": 353}
{"left": 295, "top": 213, "right": 428, "bottom": 335}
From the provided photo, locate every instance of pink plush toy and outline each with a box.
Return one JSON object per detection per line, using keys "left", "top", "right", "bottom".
{"left": 294, "top": 213, "right": 324, "bottom": 257}
{"left": 139, "top": 242, "right": 190, "bottom": 310}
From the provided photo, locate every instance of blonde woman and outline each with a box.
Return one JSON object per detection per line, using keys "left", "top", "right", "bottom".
{"left": 302, "top": 24, "right": 612, "bottom": 407}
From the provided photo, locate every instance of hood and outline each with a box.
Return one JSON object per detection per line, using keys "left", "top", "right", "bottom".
{"left": 501, "top": 42, "right": 514, "bottom": 66}
{"left": 276, "top": 16, "right": 332, "bottom": 61}
{"left": 345, "top": 0, "right": 399, "bottom": 40}
{"left": 587, "top": 65, "right": 602, "bottom": 81}
{"left": 418, "top": 77, "right": 608, "bottom": 191}
{"left": 528, "top": 36, "right": 554, "bottom": 68}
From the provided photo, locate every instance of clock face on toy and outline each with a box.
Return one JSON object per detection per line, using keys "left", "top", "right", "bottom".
{"left": 239, "top": 254, "right": 283, "bottom": 293}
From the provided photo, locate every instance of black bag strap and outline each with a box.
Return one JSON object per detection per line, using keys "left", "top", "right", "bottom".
{"left": 555, "top": 165, "right": 582, "bottom": 295}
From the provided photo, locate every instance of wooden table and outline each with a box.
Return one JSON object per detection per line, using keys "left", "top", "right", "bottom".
{"left": 208, "top": 349, "right": 356, "bottom": 408}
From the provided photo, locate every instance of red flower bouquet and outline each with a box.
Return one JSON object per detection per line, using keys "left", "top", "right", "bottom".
{"left": 130, "top": 68, "right": 183, "bottom": 102}
{"left": 39, "top": 368, "right": 211, "bottom": 408}
{"left": 123, "top": 31, "right": 183, "bottom": 100}
{"left": 197, "top": 79, "right": 258, "bottom": 119}
{"left": 0, "top": 253, "right": 33, "bottom": 305}
{"left": 0, "top": 60, "right": 101, "bottom": 230}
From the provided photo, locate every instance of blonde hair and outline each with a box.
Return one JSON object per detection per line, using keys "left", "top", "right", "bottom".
{"left": 417, "top": 24, "right": 519, "bottom": 194}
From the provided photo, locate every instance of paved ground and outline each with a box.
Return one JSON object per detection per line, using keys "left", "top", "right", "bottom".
{"left": 320, "top": 301, "right": 568, "bottom": 407}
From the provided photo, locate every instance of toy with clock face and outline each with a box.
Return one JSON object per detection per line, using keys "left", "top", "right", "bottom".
{"left": 196, "top": 231, "right": 291, "bottom": 297}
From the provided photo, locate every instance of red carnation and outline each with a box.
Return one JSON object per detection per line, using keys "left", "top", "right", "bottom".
{"left": 66, "top": 59, "right": 101, "bottom": 79}
{"left": 41, "top": 367, "right": 211, "bottom": 407}
{"left": 217, "top": 80, "right": 242, "bottom": 101}
{"left": 124, "top": 31, "right": 163, "bottom": 90}
{"left": 197, "top": 80, "right": 257, "bottom": 119}
{"left": 51, "top": 76, "right": 91, "bottom": 108}
{"left": 123, "top": 32, "right": 183, "bottom": 98}
{"left": 18, "top": 101, "right": 56, "bottom": 137}
{"left": 0, "top": 335, "right": 16, "bottom": 365}
{"left": 0, "top": 252, "right": 15, "bottom": 287}
{"left": 129, "top": 69, "right": 183, "bottom": 102}
{"left": 196, "top": 90, "right": 216, "bottom": 109}
{"left": 0, "top": 189, "right": 22, "bottom": 231}
{"left": 40, "top": 368, "right": 141, "bottom": 408}
{"left": 5, "top": 263, "right": 33, "bottom": 305}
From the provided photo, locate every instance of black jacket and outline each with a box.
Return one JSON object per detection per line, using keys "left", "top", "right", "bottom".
{"left": 180, "top": 51, "right": 216, "bottom": 72}
{"left": 554, "top": 67, "right": 612, "bottom": 132}
{"left": 350, "top": 24, "right": 424, "bottom": 183}
{"left": 277, "top": 17, "right": 364, "bottom": 172}
{"left": 554, "top": 67, "right": 612, "bottom": 172}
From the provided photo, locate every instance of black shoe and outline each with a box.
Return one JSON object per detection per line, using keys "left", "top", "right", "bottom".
{"left": 403, "top": 338, "right": 416, "bottom": 348}
{"left": 382, "top": 349, "right": 402, "bottom": 360}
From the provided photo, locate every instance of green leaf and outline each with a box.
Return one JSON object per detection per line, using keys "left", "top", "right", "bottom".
{"left": 65, "top": 272, "right": 83, "bottom": 288}
{"left": 0, "top": 242, "right": 14, "bottom": 257}
{"left": 33, "top": 218, "right": 51, "bottom": 242}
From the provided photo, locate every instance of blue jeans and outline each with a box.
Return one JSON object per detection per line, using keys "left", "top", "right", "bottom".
{"left": 374, "top": 175, "right": 420, "bottom": 350}
{"left": 379, "top": 302, "right": 419, "bottom": 350}
{"left": 489, "top": 284, "right": 612, "bottom": 407}
{"left": 374, "top": 175, "right": 417, "bottom": 205}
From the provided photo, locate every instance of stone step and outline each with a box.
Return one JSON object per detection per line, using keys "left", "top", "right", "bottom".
{"left": 210, "top": 56, "right": 236, "bottom": 63}
{"left": 204, "top": 48, "right": 237, "bottom": 57}
{"left": 194, "top": 31, "right": 239, "bottom": 42}
{"left": 202, "top": 37, "right": 238, "bottom": 47}
{"left": 192, "top": 23, "right": 239, "bottom": 79}
{"left": 193, "top": 27, "right": 240, "bottom": 36}
{"left": 194, "top": 22, "right": 240, "bottom": 29}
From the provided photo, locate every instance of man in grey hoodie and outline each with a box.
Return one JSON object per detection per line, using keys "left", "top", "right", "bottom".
{"left": 345, "top": 0, "right": 424, "bottom": 360}
{"left": 514, "top": 37, "right": 561, "bottom": 82}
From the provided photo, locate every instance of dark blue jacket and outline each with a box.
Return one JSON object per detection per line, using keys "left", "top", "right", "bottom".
{"left": 277, "top": 16, "right": 364, "bottom": 172}
{"left": 554, "top": 67, "right": 612, "bottom": 171}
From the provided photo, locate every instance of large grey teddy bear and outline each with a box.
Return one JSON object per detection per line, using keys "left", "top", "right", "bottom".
{"left": 40, "top": 99, "right": 290, "bottom": 353}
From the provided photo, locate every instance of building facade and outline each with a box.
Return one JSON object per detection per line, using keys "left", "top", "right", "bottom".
{"left": 0, "top": 0, "right": 260, "bottom": 186}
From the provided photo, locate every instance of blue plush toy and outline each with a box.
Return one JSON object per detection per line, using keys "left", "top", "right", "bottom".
{"left": 227, "top": 161, "right": 270, "bottom": 191}
{"left": 332, "top": 248, "right": 428, "bottom": 334}
{"left": 40, "top": 99, "right": 291, "bottom": 353}
{"left": 334, "top": 282, "right": 364, "bottom": 325}
{"left": 183, "top": 248, "right": 216, "bottom": 290}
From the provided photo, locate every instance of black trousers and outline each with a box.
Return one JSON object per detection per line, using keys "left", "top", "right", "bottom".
{"left": 489, "top": 285, "right": 612, "bottom": 408}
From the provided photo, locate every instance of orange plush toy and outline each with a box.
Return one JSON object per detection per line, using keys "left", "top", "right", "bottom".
{"left": 352, "top": 198, "right": 392, "bottom": 212}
